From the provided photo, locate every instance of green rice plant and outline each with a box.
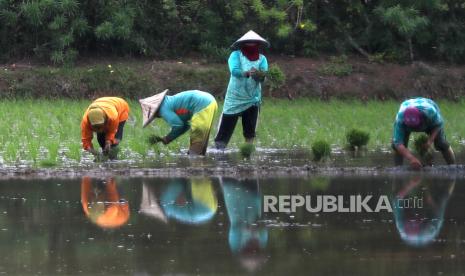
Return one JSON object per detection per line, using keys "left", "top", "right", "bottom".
{"left": 413, "top": 134, "right": 433, "bottom": 165}
{"left": 239, "top": 143, "right": 256, "bottom": 158}
{"left": 312, "top": 140, "right": 331, "bottom": 161}
{"left": 346, "top": 128, "right": 370, "bottom": 150}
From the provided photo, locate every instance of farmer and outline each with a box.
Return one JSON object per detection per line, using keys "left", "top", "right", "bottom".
{"left": 392, "top": 97, "right": 455, "bottom": 169}
{"left": 81, "top": 97, "right": 129, "bottom": 159}
{"left": 214, "top": 30, "right": 269, "bottom": 149}
{"left": 140, "top": 89, "right": 217, "bottom": 155}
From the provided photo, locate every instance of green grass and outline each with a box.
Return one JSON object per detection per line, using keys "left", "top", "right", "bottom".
{"left": 0, "top": 99, "right": 464, "bottom": 166}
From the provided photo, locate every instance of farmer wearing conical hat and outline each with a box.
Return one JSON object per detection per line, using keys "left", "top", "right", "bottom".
{"left": 214, "top": 30, "right": 269, "bottom": 149}
{"left": 140, "top": 90, "right": 217, "bottom": 155}
{"left": 392, "top": 97, "right": 455, "bottom": 169}
{"left": 81, "top": 97, "right": 129, "bottom": 159}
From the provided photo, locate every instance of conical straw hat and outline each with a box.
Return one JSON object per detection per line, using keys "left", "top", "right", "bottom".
{"left": 231, "top": 30, "right": 270, "bottom": 49}
{"left": 139, "top": 89, "right": 168, "bottom": 128}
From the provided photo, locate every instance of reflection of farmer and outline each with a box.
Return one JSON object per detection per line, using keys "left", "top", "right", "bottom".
{"left": 391, "top": 175, "right": 455, "bottom": 247}
{"left": 140, "top": 90, "right": 217, "bottom": 155}
{"left": 215, "top": 30, "right": 269, "bottom": 149}
{"left": 221, "top": 178, "right": 268, "bottom": 272}
{"left": 81, "top": 97, "right": 129, "bottom": 159}
{"left": 81, "top": 177, "right": 130, "bottom": 229}
{"left": 392, "top": 97, "right": 455, "bottom": 169}
{"left": 160, "top": 178, "right": 218, "bottom": 224}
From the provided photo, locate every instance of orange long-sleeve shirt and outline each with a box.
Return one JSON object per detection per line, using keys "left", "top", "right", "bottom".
{"left": 81, "top": 97, "right": 130, "bottom": 150}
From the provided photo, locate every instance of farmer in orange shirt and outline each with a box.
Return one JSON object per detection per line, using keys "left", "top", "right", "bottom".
{"left": 81, "top": 97, "right": 129, "bottom": 159}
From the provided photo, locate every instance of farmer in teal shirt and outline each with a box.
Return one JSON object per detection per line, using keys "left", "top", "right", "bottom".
{"left": 215, "top": 30, "right": 269, "bottom": 149}
{"left": 140, "top": 90, "right": 217, "bottom": 155}
{"left": 392, "top": 97, "right": 455, "bottom": 169}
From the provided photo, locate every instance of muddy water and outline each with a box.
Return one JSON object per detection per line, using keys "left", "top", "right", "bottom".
{"left": 0, "top": 176, "right": 464, "bottom": 275}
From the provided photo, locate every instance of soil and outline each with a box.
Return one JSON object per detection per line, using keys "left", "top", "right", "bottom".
{"left": 2, "top": 55, "right": 464, "bottom": 100}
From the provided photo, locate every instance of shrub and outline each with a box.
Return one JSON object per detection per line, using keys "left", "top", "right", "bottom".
{"left": 317, "top": 55, "right": 353, "bottom": 77}
{"left": 312, "top": 140, "right": 331, "bottom": 161}
{"left": 346, "top": 129, "right": 370, "bottom": 149}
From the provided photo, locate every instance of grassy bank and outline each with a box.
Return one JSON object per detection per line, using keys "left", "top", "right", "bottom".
{"left": 0, "top": 99, "right": 464, "bottom": 167}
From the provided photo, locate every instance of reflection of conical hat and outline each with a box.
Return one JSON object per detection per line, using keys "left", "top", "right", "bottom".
{"left": 231, "top": 30, "right": 270, "bottom": 49}
{"left": 139, "top": 89, "right": 168, "bottom": 128}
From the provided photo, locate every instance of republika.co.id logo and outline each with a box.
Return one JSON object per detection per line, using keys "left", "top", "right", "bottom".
{"left": 263, "top": 195, "right": 423, "bottom": 213}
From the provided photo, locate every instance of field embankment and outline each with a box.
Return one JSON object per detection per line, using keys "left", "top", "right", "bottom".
{"left": 1, "top": 56, "right": 464, "bottom": 100}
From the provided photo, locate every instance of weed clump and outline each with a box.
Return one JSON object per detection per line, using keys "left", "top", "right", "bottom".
{"left": 240, "top": 143, "right": 255, "bottom": 158}
{"left": 346, "top": 128, "right": 370, "bottom": 149}
{"left": 312, "top": 140, "right": 331, "bottom": 161}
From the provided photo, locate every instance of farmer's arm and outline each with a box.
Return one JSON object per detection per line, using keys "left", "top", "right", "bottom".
{"left": 105, "top": 118, "right": 119, "bottom": 146}
{"left": 259, "top": 55, "right": 268, "bottom": 72}
{"left": 81, "top": 117, "right": 95, "bottom": 152}
{"left": 229, "top": 51, "right": 249, "bottom": 78}
{"left": 424, "top": 106, "right": 443, "bottom": 148}
{"left": 160, "top": 109, "right": 190, "bottom": 144}
{"left": 393, "top": 121, "right": 422, "bottom": 169}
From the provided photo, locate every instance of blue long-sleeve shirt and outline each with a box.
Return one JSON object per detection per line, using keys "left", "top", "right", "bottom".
{"left": 158, "top": 90, "right": 215, "bottom": 141}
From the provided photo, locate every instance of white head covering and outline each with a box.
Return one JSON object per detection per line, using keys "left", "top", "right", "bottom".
{"left": 231, "top": 30, "right": 270, "bottom": 49}
{"left": 139, "top": 89, "right": 168, "bottom": 128}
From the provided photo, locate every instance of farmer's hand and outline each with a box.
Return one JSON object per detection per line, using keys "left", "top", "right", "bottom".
{"left": 409, "top": 157, "right": 423, "bottom": 170}
{"left": 251, "top": 70, "right": 266, "bottom": 82}
{"left": 244, "top": 68, "right": 257, "bottom": 78}
{"left": 103, "top": 140, "right": 112, "bottom": 155}
{"left": 148, "top": 135, "right": 165, "bottom": 145}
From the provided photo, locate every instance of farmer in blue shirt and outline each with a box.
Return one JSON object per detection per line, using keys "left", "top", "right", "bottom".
{"left": 215, "top": 30, "right": 269, "bottom": 149}
{"left": 392, "top": 98, "right": 455, "bottom": 169}
{"left": 140, "top": 90, "right": 217, "bottom": 155}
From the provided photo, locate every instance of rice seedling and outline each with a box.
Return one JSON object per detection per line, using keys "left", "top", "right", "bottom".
{"left": 312, "top": 140, "right": 331, "bottom": 161}
{"left": 413, "top": 134, "right": 433, "bottom": 165}
{"left": 239, "top": 143, "right": 255, "bottom": 158}
{"left": 346, "top": 128, "right": 370, "bottom": 150}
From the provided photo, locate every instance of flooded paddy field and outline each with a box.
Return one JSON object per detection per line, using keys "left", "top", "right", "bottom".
{"left": 0, "top": 174, "right": 465, "bottom": 275}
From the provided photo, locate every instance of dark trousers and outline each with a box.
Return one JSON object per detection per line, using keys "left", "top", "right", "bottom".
{"left": 214, "top": 105, "right": 259, "bottom": 148}
{"left": 97, "top": 121, "right": 126, "bottom": 149}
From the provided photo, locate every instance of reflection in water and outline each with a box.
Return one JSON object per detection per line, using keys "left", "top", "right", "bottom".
{"left": 392, "top": 175, "right": 455, "bottom": 247}
{"left": 221, "top": 177, "right": 268, "bottom": 272}
{"left": 80, "top": 176, "right": 130, "bottom": 229}
{"left": 139, "top": 182, "right": 168, "bottom": 223}
{"left": 161, "top": 178, "right": 218, "bottom": 224}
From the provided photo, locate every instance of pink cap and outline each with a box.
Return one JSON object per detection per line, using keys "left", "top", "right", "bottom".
{"left": 404, "top": 107, "right": 422, "bottom": 127}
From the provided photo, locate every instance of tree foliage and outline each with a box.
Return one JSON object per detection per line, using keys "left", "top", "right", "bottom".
{"left": 0, "top": 0, "right": 464, "bottom": 64}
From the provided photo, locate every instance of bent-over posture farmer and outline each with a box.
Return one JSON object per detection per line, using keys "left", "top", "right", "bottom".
{"left": 214, "top": 30, "right": 269, "bottom": 149}
{"left": 392, "top": 97, "right": 455, "bottom": 169}
{"left": 140, "top": 90, "right": 217, "bottom": 155}
{"left": 81, "top": 97, "right": 129, "bottom": 159}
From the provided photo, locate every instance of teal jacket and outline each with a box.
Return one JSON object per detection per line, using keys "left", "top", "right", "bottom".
{"left": 158, "top": 90, "right": 215, "bottom": 141}
{"left": 222, "top": 50, "right": 268, "bottom": 114}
